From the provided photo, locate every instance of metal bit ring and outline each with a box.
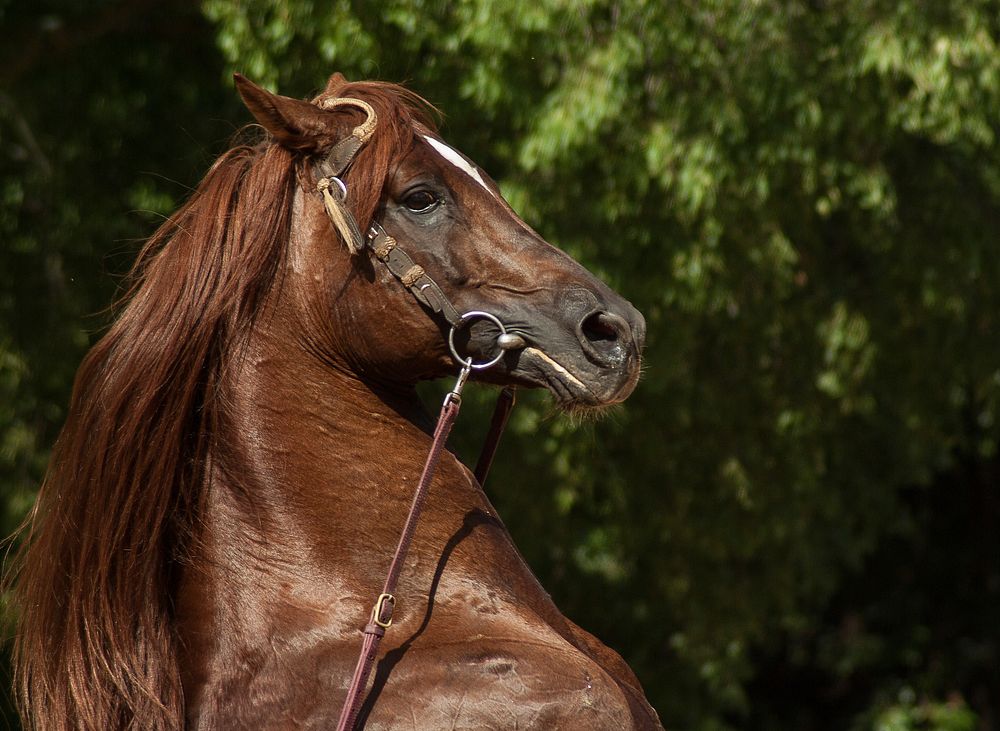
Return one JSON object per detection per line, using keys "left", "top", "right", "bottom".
{"left": 448, "top": 311, "right": 508, "bottom": 371}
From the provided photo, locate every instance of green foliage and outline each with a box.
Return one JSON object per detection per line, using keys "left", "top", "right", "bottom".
{"left": 0, "top": 0, "right": 239, "bottom": 530}
{"left": 865, "top": 688, "right": 977, "bottom": 731}
{"left": 3, "top": 0, "right": 999, "bottom": 728}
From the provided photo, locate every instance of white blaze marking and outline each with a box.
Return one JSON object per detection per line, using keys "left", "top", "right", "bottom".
{"left": 422, "top": 134, "right": 495, "bottom": 196}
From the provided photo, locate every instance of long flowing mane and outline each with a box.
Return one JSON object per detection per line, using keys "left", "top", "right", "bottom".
{"left": 10, "top": 79, "right": 433, "bottom": 730}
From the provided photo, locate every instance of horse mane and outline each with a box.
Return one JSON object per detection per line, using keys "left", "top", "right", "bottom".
{"left": 9, "top": 77, "right": 435, "bottom": 730}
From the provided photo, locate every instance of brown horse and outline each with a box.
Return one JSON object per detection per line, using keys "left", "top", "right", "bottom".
{"left": 12, "top": 73, "right": 661, "bottom": 730}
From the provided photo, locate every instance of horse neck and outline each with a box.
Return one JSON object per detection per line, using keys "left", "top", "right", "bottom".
{"left": 206, "top": 324, "right": 441, "bottom": 561}
{"left": 185, "top": 284, "right": 475, "bottom": 586}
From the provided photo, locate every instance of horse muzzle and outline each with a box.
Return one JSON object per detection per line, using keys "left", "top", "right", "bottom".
{"left": 466, "top": 289, "right": 646, "bottom": 408}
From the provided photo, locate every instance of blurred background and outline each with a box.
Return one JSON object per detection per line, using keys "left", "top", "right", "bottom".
{"left": 2, "top": 1, "right": 999, "bottom": 728}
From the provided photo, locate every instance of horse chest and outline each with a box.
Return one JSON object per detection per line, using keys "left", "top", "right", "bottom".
{"left": 357, "top": 638, "right": 640, "bottom": 731}
{"left": 190, "top": 631, "right": 638, "bottom": 730}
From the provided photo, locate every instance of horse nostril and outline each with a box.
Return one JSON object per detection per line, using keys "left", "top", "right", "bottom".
{"left": 581, "top": 311, "right": 625, "bottom": 345}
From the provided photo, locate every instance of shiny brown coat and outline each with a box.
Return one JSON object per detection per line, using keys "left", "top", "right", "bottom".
{"left": 12, "top": 73, "right": 662, "bottom": 730}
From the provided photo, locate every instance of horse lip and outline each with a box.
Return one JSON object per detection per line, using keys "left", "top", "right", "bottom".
{"left": 515, "top": 346, "right": 642, "bottom": 407}
{"left": 522, "top": 347, "right": 592, "bottom": 394}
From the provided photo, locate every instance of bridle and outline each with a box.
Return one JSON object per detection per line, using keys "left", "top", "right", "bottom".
{"left": 313, "top": 96, "right": 521, "bottom": 730}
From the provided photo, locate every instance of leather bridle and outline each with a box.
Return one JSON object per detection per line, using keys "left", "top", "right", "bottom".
{"left": 312, "top": 96, "right": 520, "bottom": 731}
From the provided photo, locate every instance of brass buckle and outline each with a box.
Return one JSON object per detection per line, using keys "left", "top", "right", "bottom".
{"left": 371, "top": 593, "right": 395, "bottom": 628}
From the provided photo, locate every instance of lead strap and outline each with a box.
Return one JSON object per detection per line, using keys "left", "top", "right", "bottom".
{"left": 335, "top": 313, "right": 515, "bottom": 730}
{"left": 335, "top": 386, "right": 464, "bottom": 731}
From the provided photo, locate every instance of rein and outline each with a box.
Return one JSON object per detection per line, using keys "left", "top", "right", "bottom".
{"left": 313, "top": 96, "right": 519, "bottom": 731}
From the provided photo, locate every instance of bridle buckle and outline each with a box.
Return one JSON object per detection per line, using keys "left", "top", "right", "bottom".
{"left": 371, "top": 592, "right": 395, "bottom": 629}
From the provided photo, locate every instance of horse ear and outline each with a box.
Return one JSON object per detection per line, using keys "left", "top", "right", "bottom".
{"left": 321, "top": 72, "right": 349, "bottom": 96}
{"left": 234, "top": 73, "right": 329, "bottom": 152}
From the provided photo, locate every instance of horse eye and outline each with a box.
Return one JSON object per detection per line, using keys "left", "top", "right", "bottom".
{"left": 403, "top": 190, "right": 440, "bottom": 213}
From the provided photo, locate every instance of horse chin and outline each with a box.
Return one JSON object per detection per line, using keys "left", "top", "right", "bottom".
{"left": 509, "top": 346, "right": 640, "bottom": 415}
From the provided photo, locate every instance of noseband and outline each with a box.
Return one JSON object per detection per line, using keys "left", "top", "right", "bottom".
{"left": 313, "top": 96, "right": 519, "bottom": 731}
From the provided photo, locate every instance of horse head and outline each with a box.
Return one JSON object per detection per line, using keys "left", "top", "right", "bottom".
{"left": 236, "top": 74, "right": 645, "bottom": 408}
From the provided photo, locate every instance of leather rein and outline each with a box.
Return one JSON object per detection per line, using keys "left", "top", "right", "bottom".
{"left": 313, "top": 97, "right": 520, "bottom": 731}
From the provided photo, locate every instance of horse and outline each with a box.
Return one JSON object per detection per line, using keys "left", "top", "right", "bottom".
{"left": 11, "top": 72, "right": 662, "bottom": 730}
